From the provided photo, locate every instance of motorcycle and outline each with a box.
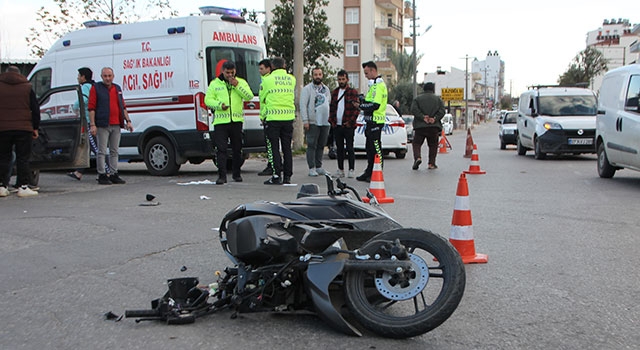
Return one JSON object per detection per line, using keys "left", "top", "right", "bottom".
{"left": 125, "top": 176, "right": 466, "bottom": 338}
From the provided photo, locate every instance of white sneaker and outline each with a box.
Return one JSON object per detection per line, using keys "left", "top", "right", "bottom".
{"left": 308, "top": 169, "right": 318, "bottom": 177}
{"left": 348, "top": 169, "right": 355, "bottom": 178}
{"left": 316, "top": 168, "right": 329, "bottom": 175}
{"left": 17, "top": 185, "right": 38, "bottom": 197}
{"left": 0, "top": 186, "right": 9, "bottom": 197}
{"left": 336, "top": 169, "right": 345, "bottom": 178}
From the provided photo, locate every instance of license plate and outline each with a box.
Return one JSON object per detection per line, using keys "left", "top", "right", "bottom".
{"left": 503, "top": 129, "right": 514, "bottom": 134}
{"left": 568, "top": 138, "right": 593, "bottom": 145}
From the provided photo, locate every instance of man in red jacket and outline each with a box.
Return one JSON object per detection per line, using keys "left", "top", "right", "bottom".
{"left": 328, "top": 70, "right": 359, "bottom": 178}
{"left": 0, "top": 66, "right": 40, "bottom": 197}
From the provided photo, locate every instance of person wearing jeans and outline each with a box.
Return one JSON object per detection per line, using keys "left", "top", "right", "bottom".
{"left": 328, "top": 70, "right": 359, "bottom": 178}
{"left": 88, "top": 67, "right": 134, "bottom": 185}
{"left": 300, "top": 67, "right": 331, "bottom": 177}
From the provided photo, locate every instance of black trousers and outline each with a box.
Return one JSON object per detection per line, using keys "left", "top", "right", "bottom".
{"left": 0, "top": 130, "right": 32, "bottom": 187}
{"left": 333, "top": 126, "right": 355, "bottom": 171}
{"left": 363, "top": 122, "right": 382, "bottom": 176}
{"left": 412, "top": 127, "right": 440, "bottom": 166}
{"left": 213, "top": 122, "right": 243, "bottom": 178}
{"left": 265, "top": 120, "right": 293, "bottom": 178}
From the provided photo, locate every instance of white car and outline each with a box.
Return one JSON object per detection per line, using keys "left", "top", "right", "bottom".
{"left": 498, "top": 111, "right": 518, "bottom": 149}
{"left": 442, "top": 113, "right": 453, "bottom": 135}
{"left": 354, "top": 104, "right": 408, "bottom": 159}
{"left": 596, "top": 64, "right": 640, "bottom": 178}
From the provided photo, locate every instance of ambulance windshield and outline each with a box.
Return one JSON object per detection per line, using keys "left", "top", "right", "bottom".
{"left": 206, "top": 47, "right": 263, "bottom": 96}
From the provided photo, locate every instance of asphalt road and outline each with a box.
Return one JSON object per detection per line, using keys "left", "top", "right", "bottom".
{"left": 1, "top": 122, "right": 639, "bottom": 350}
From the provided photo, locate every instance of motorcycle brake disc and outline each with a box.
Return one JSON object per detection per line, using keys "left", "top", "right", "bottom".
{"left": 374, "top": 253, "right": 429, "bottom": 301}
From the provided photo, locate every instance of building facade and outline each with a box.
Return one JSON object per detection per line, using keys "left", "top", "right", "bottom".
{"left": 265, "top": 0, "right": 411, "bottom": 90}
{"left": 586, "top": 18, "right": 640, "bottom": 91}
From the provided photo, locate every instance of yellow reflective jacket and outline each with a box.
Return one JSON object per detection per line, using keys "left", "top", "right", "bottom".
{"left": 205, "top": 75, "right": 253, "bottom": 125}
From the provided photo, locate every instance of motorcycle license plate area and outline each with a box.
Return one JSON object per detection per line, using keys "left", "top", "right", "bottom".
{"left": 568, "top": 138, "right": 593, "bottom": 145}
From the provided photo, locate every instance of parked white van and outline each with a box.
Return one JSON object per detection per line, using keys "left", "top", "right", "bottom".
{"left": 516, "top": 86, "right": 598, "bottom": 159}
{"left": 27, "top": 6, "right": 266, "bottom": 175}
{"left": 595, "top": 64, "right": 640, "bottom": 178}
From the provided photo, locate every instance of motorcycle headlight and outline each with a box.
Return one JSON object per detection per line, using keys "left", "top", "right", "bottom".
{"left": 543, "top": 122, "right": 563, "bottom": 130}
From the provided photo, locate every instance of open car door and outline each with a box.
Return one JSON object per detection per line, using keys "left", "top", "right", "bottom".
{"left": 30, "top": 85, "right": 89, "bottom": 183}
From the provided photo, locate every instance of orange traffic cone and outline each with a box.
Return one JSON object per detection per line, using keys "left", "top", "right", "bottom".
{"left": 438, "top": 130, "right": 451, "bottom": 154}
{"left": 362, "top": 154, "right": 394, "bottom": 204}
{"left": 463, "top": 128, "right": 474, "bottom": 158}
{"left": 463, "top": 144, "right": 486, "bottom": 175}
{"left": 450, "top": 173, "right": 488, "bottom": 264}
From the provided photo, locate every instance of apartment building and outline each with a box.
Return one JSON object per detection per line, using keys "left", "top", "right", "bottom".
{"left": 265, "top": 0, "right": 411, "bottom": 90}
{"left": 586, "top": 18, "right": 640, "bottom": 91}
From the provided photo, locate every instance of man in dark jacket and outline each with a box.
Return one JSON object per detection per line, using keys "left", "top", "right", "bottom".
{"left": 410, "top": 82, "right": 445, "bottom": 170}
{"left": 0, "top": 66, "right": 40, "bottom": 197}
{"left": 328, "top": 69, "right": 359, "bottom": 178}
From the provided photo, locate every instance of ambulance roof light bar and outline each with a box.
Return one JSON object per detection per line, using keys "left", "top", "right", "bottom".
{"left": 199, "top": 6, "right": 242, "bottom": 17}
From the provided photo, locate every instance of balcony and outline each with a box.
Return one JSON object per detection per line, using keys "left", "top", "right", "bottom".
{"left": 404, "top": 2, "right": 414, "bottom": 18}
{"left": 404, "top": 36, "right": 413, "bottom": 46}
{"left": 375, "top": 21, "right": 403, "bottom": 42}
{"left": 375, "top": 0, "right": 403, "bottom": 10}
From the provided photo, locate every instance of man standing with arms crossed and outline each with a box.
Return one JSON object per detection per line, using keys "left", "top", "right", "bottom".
{"left": 300, "top": 67, "right": 331, "bottom": 177}
{"left": 260, "top": 57, "right": 296, "bottom": 185}
{"left": 205, "top": 60, "right": 253, "bottom": 184}
{"left": 88, "top": 67, "right": 134, "bottom": 185}
{"left": 354, "top": 61, "right": 387, "bottom": 182}
{"left": 328, "top": 69, "right": 359, "bottom": 178}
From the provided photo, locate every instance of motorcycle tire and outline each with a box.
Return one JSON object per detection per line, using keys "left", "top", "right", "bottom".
{"left": 344, "top": 228, "right": 465, "bottom": 339}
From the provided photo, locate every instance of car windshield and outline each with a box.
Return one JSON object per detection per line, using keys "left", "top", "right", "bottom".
{"left": 503, "top": 112, "right": 517, "bottom": 124}
{"left": 538, "top": 95, "right": 597, "bottom": 116}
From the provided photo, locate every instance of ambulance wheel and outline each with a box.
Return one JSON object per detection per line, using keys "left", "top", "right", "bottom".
{"left": 144, "top": 136, "right": 180, "bottom": 176}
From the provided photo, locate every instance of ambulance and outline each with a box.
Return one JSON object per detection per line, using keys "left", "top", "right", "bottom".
{"left": 28, "top": 6, "right": 267, "bottom": 176}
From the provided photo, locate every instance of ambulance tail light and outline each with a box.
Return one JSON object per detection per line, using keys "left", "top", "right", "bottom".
{"left": 194, "top": 92, "right": 210, "bottom": 131}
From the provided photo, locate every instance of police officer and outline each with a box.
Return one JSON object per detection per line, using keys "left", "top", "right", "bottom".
{"left": 354, "top": 61, "right": 387, "bottom": 182}
{"left": 260, "top": 57, "right": 296, "bottom": 185}
{"left": 205, "top": 60, "right": 253, "bottom": 184}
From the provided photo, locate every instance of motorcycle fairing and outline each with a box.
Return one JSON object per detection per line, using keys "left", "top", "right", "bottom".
{"left": 304, "top": 238, "right": 362, "bottom": 337}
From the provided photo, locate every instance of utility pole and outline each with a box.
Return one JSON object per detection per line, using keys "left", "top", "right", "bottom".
{"left": 412, "top": 0, "right": 417, "bottom": 100}
{"left": 292, "top": 0, "right": 304, "bottom": 150}
{"left": 464, "top": 54, "right": 469, "bottom": 130}
{"left": 481, "top": 65, "right": 489, "bottom": 122}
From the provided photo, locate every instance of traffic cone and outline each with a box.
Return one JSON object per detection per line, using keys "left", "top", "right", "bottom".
{"left": 463, "top": 144, "right": 486, "bottom": 175}
{"left": 463, "top": 128, "right": 474, "bottom": 158}
{"left": 438, "top": 130, "right": 451, "bottom": 154}
{"left": 450, "top": 173, "right": 488, "bottom": 264}
{"left": 362, "top": 154, "right": 394, "bottom": 204}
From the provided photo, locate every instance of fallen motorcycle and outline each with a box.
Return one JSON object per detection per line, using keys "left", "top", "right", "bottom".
{"left": 125, "top": 176, "right": 466, "bottom": 338}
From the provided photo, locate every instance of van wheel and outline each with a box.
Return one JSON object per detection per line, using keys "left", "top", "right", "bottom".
{"left": 597, "top": 143, "right": 616, "bottom": 178}
{"left": 144, "top": 136, "right": 181, "bottom": 176}
{"left": 517, "top": 137, "right": 527, "bottom": 156}
{"left": 534, "top": 139, "right": 546, "bottom": 160}
{"left": 395, "top": 150, "right": 407, "bottom": 159}
{"left": 500, "top": 141, "right": 506, "bottom": 150}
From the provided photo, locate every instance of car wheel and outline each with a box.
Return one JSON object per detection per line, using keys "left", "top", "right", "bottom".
{"left": 597, "top": 142, "right": 616, "bottom": 178}
{"left": 395, "top": 150, "right": 407, "bottom": 159}
{"left": 144, "top": 136, "right": 181, "bottom": 176}
{"left": 500, "top": 140, "right": 506, "bottom": 150}
{"left": 534, "top": 138, "right": 546, "bottom": 160}
{"left": 517, "top": 137, "right": 527, "bottom": 156}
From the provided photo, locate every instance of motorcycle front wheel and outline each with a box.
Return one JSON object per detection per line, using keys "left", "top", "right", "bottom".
{"left": 344, "top": 228, "right": 465, "bottom": 339}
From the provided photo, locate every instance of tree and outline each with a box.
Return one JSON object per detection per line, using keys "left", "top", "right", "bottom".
{"left": 557, "top": 46, "right": 608, "bottom": 87}
{"left": 388, "top": 50, "right": 423, "bottom": 113}
{"left": 267, "top": 0, "right": 343, "bottom": 84}
{"left": 26, "top": 0, "right": 177, "bottom": 58}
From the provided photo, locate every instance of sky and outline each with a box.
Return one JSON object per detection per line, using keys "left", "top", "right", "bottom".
{"left": 1, "top": 0, "right": 637, "bottom": 96}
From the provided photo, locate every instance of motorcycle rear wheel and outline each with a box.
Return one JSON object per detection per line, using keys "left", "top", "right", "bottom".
{"left": 344, "top": 228, "right": 465, "bottom": 338}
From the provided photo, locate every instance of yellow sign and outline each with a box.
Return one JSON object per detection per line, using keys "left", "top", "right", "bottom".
{"left": 441, "top": 88, "right": 464, "bottom": 101}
